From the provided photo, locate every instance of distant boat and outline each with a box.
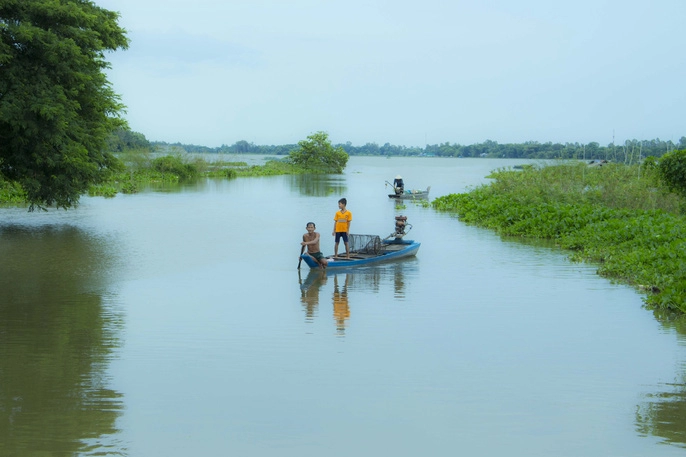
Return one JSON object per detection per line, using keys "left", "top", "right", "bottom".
{"left": 388, "top": 186, "right": 430, "bottom": 200}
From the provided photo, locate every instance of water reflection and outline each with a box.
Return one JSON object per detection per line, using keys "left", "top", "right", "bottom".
{"left": 635, "top": 313, "right": 686, "bottom": 447}
{"left": 333, "top": 274, "right": 351, "bottom": 335}
{"left": 0, "top": 225, "right": 124, "bottom": 456}
{"left": 636, "top": 381, "right": 686, "bottom": 448}
{"left": 299, "top": 269, "right": 327, "bottom": 319}
{"left": 298, "top": 261, "right": 416, "bottom": 335}
{"left": 288, "top": 174, "right": 347, "bottom": 196}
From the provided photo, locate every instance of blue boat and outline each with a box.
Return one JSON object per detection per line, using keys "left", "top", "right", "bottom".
{"left": 300, "top": 215, "right": 420, "bottom": 270}
{"left": 300, "top": 238, "right": 420, "bottom": 269}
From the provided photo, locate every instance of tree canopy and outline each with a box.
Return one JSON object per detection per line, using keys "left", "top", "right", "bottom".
{"left": 658, "top": 149, "right": 686, "bottom": 197}
{"left": 0, "top": 0, "right": 129, "bottom": 210}
{"left": 288, "top": 131, "right": 348, "bottom": 173}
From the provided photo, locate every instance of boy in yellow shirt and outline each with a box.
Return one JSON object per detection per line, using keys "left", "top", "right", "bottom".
{"left": 332, "top": 198, "right": 352, "bottom": 258}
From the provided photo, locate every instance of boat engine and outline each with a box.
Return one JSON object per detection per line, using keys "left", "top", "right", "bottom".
{"left": 393, "top": 215, "right": 408, "bottom": 238}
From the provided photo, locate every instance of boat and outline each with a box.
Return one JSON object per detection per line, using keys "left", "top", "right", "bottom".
{"left": 300, "top": 216, "right": 420, "bottom": 270}
{"left": 388, "top": 187, "right": 430, "bottom": 199}
{"left": 385, "top": 181, "right": 430, "bottom": 199}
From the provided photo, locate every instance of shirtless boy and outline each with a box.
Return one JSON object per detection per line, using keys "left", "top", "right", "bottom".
{"left": 301, "top": 222, "right": 327, "bottom": 268}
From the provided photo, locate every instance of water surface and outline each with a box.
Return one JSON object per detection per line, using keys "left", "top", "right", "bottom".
{"left": 1, "top": 157, "right": 685, "bottom": 456}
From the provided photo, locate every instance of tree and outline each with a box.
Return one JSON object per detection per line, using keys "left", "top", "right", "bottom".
{"left": 105, "top": 128, "right": 150, "bottom": 152}
{"left": 0, "top": 0, "right": 129, "bottom": 210}
{"left": 288, "top": 131, "right": 349, "bottom": 173}
{"left": 658, "top": 149, "right": 686, "bottom": 197}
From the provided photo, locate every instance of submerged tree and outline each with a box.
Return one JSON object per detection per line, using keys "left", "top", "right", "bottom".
{"left": 288, "top": 131, "right": 349, "bottom": 173}
{"left": 0, "top": 0, "right": 129, "bottom": 210}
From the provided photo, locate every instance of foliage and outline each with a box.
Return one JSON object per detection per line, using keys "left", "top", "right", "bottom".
{"left": 476, "top": 161, "right": 680, "bottom": 213}
{"left": 288, "top": 131, "right": 349, "bottom": 173}
{"left": 235, "top": 159, "right": 299, "bottom": 177}
{"left": 151, "top": 140, "right": 298, "bottom": 156}
{"left": 658, "top": 149, "right": 686, "bottom": 197}
{"left": 432, "top": 161, "right": 686, "bottom": 312}
{"left": 420, "top": 138, "right": 685, "bottom": 160}
{"left": 0, "top": 0, "right": 129, "bottom": 210}
{"left": 151, "top": 155, "right": 198, "bottom": 180}
{"left": 0, "top": 175, "right": 26, "bottom": 204}
{"left": 105, "top": 127, "right": 151, "bottom": 152}
{"left": 150, "top": 136, "right": 686, "bottom": 161}
{"left": 82, "top": 155, "right": 303, "bottom": 198}
{"left": 87, "top": 185, "right": 117, "bottom": 198}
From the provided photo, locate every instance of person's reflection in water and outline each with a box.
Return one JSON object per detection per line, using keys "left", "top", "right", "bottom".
{"left": 332, "top": 273, "right": 351, "bottom": 336}
{"left": 394, "top": 265, "right": 406, "bottom": 299}
{"left": 299, "top": 269, "right": 327, "bottom": 321}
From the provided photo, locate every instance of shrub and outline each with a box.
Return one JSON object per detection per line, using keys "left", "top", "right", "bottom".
{"left": 658, "top": 149, "right": 686, "bottom": 197}
{"left": 151, "top": 155, "right": 198, "bottom": 180}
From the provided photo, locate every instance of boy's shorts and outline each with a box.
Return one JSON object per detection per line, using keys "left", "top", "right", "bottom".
{"left": 310, "top": 252, "right": 325, "bottom": 261}
{"left": 335, "top": 232, "right": 349, "bottom": 243}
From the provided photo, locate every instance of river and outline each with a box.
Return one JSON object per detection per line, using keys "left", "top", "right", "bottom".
{"left": 1, "top": 156, "right": 685, "bottom": 456}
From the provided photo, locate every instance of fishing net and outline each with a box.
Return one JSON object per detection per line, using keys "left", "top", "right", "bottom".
{"left": 349, "top": 234, "right": 382, "bottom": 254}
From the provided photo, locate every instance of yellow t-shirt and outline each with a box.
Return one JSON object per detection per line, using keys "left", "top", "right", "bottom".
{"left": 334, "top": 209, "right": 352, "bottom": 233}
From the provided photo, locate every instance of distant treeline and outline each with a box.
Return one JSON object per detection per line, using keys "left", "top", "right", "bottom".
{"left": 108, "top": 129, "right": 686, "bottom": 162}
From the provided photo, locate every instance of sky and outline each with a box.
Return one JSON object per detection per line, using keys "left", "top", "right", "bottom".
{"left": 96, "top": 0, "right": 685, "bottom": 148}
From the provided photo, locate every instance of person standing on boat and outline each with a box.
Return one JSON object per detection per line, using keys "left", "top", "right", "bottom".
{"left": 393, "top": 175, "right": 404, "bottom": 196}
{"left": 301, "top": 222, "right": 327, "bottom": 268}
{"left": 332, "top": 198, "right": 352, "bottom": 259}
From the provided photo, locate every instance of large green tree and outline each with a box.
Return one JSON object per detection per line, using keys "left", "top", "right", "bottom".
{"left": 0, "top": 0, "right": 128, "bottom": 210}
{"left": 288, "top": 131, "right": 349, "bottom": 173}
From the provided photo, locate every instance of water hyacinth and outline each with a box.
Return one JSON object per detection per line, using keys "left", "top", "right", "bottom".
{"left": 433, "top": 161, "right": 686, "bottom": 312}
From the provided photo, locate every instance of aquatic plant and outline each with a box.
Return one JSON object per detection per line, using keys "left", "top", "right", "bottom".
{"left": 433, "top": 161, "right": 686, "bottom": 312}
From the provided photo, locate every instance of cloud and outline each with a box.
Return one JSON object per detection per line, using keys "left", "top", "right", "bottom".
{"left": 100, "top": 0, "right": 686, "bottom": 147}
{"left": 109, "top": 29, "right": 260, "bottom": 76}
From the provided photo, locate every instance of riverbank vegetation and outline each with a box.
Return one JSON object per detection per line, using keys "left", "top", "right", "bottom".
{"left": 0, "top": 1, "right": 128, "bottom": 210}
{"left": 86, "top": 152, "right": 298, "bottom": 197}
{"left": 151, "top": 134, "right": 685, "bottom": 161}
{"left": 1, "top": 131, "right": 348, "bottom": 204}
{"left": 432, "top": 154, "right": 686, "bottom": 313}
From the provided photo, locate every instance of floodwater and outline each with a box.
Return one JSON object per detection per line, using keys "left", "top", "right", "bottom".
{"left": 1, "top": 156, "right": 685, "bottom": 457}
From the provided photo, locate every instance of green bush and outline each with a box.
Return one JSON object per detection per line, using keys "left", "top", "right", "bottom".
{"left": 87, "top": 185, "right": 118, "bottom": 198}
{"left": 151, "top": 155, "right": 198, "bottom": 180}
{"left": 658, "top": 149, "right": 686, "bottom": 197}
{"left": 287, "top": 131, "right": 349, "bottom": 173}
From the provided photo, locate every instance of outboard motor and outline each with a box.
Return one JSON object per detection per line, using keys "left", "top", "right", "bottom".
{"left": 394, "top": 215, "right": 408, "bottom": 238}
{"left": 385, "top": 215, "right": 413, "bottom": 240}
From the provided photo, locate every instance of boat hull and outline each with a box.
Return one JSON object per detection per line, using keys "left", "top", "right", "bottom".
{"left": 301, "top": 239, "right": 420, "bottom": 269}
{"left": 388, "top": 187, "right": 430, "bottom": 199}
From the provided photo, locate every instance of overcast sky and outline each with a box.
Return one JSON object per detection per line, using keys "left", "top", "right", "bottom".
{"left": 96, "top": 0, "right": 685, "bottom": 147}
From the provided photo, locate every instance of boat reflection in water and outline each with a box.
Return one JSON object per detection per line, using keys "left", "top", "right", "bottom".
{"left": 297, "top": 259, "right": 418, "bottom": 336}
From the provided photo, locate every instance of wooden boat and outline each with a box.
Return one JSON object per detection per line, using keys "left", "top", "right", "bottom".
{"left": 300, "top": 237, "right": 420, "bottom": 269}
{"left": 385, "top": 181, "right": 430, "bottom": 199}
{"left": 388, "top": 187, "right": 430, "bottom": 199}
{"left": 300, "top": 215, "right": 420, "bottom": 270}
